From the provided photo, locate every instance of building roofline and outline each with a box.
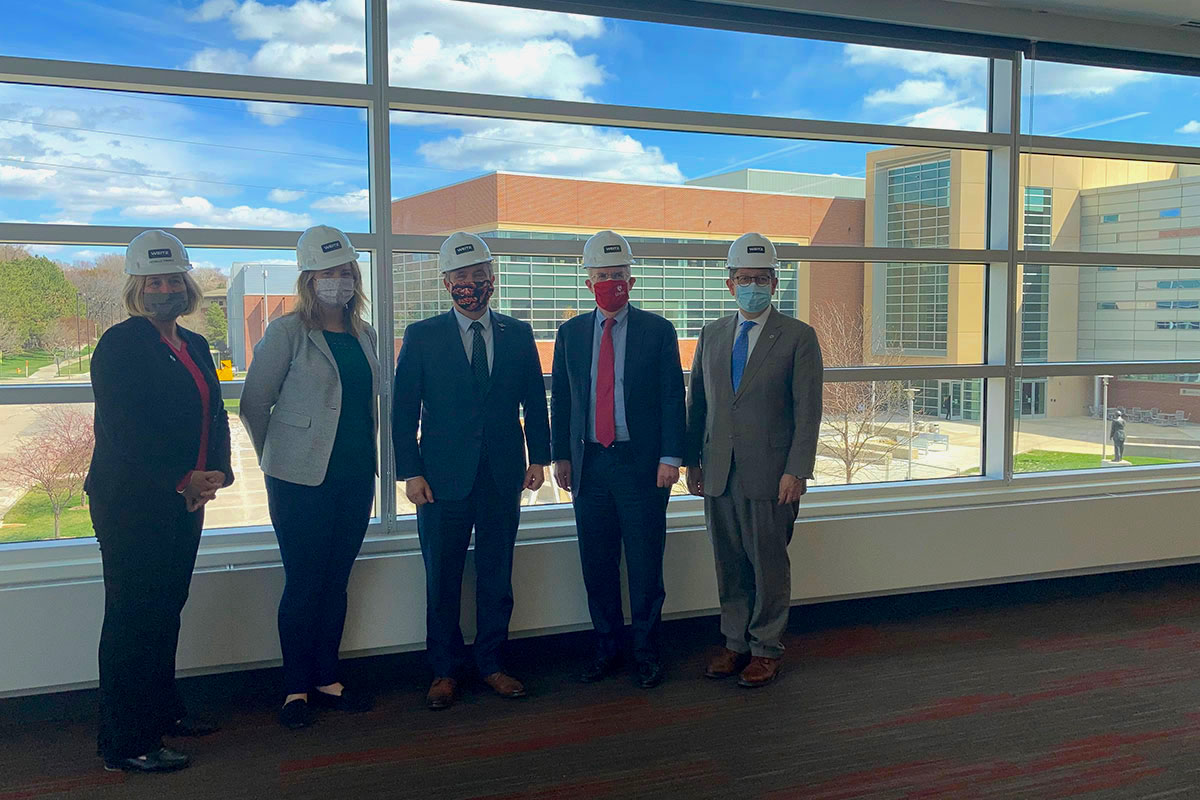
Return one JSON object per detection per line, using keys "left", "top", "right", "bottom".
{"left": 390, "top": 169, "right": 868, "bottom": 204}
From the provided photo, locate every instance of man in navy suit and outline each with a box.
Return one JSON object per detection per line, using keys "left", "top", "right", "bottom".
{"left": 393, "top": 232, "right": 551, "bottom": 710}
{"left": 550, "top": 230, "right": 686, "bottom": 689}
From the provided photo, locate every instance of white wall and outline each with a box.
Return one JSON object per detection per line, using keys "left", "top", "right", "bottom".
{"left": 3, "top": 487, "right": 1199, "bottom": 697}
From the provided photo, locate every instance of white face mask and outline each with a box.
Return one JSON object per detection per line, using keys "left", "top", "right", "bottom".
{"left": 315, "top": 276, "right": 355, "bottom": 307}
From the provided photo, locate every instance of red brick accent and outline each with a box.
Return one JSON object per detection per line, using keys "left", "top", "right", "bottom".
{"left": 1110, "top": 379, "right": 1200, "bottom": 418}
{"left": 1158, "top": 227, "right": 1200, "bottom": 239}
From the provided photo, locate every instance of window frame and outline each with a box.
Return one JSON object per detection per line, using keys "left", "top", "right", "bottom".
{"left": 2, "top": 1, "right": 1200, "bottom": 583}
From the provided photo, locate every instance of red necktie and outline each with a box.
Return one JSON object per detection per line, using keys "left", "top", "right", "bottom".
{"left": 595, "top": 318, "right": 616, "bottom": 448}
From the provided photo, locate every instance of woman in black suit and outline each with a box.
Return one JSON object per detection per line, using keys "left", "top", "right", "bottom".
{"left": 86, "top": 230, "right": 233, "bottom": 773}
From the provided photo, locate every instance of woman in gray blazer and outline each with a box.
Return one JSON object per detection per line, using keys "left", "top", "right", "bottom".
{"left": 240, "top": 225, "right": 380, "bottom": 730}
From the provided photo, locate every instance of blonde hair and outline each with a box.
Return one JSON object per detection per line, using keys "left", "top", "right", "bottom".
{"left": 122, "top": 271, "right": 203, "bottom": 318}
{"left": 293, "top": 261, "right": 369, "bottom": 336}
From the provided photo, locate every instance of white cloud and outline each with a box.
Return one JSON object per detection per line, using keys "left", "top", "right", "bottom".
{"left": 1025, "top": 61, "right": 1153, "bottom": 98}
{"left": 904, "top": 104, "right": 987, "bottom": 132}
{"left": 845, "top": 44, "right": 982, "bottom": 80}
{"left": 311, "top": 188, "right": 369, "bottom": 214}
{"left": 1178, "top": 120, "right": 1200, "bottom": 135}
{"left": 245, "top": 101, "right": 304, "bottom": 126}
{"left": 121, "top": 196, "right": 312, "bottom": 229}
{"left": 268, "top": 188, "right": 307, "bottom": 203}
{"left": 417, "top": 119, "right": 683, "bottom": 184}
{"left": 190, "top": 0, "right": 606, "bottom": 100}
{"left": 865, "top": 79, "right": 951, "bottom": 107}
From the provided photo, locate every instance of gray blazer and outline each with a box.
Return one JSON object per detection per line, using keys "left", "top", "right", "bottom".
{"left": 240, "top": 313, "right": 380, "bottom": 487}
{"left": 684, "top": 307, "right": 823, "bottom": 500}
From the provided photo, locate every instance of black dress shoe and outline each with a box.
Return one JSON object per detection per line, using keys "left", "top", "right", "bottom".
{"left": 579, "top": 654, "right": 621, "bottom": 683}
{"left": 635, "top": 660, "right": 665, "bottom": 689}
{"left": 310, "top": 686, "right": 374, "bottom": 713}
{"left": 279, "top": 698, "right": 315, "bottom": 730}
{"left": 167, "top": 716, "right": 219, "bottom": 737}
{"left": 103, "top": 746, "right": 190, "bottom": 773}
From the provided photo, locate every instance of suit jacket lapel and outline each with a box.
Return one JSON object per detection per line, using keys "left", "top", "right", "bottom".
{"left": 485, "top": 310, "right": 507, "bottom": 398}
{"left": 734, "top": 307, "right": 784, "bottom": 400}
{"left": 308, "top": 327, "right": 337, "bottom": 371}
{"left": 572, "top": 310, "right": 596, "bottom": 411}
{"left": 622, "top": 306, "right": 644, "bottom": 406}
{"left": 711, "top": 314, "right": 736, "bottom": 401}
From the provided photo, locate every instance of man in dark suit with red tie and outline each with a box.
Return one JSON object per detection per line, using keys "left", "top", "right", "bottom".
{"left": 550, "top": 230, "right": 686, "bottom": 689}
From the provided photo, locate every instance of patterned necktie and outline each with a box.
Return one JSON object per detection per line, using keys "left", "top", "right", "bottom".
{"left": 470, "top": 320, "right": 490, "bottom": 394}
{"left": 731, "top": 319, "right": 756, "bottom": 393}
{"left": 595, "top": 317, "right": 616, "bottom": 448}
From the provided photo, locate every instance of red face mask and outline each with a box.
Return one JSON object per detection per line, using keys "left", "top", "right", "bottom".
{"left": 591, "top": 279, "right": 630, "bottom": 313}
{"left": 449, "top": 278, "right": 494, "bottom": 313}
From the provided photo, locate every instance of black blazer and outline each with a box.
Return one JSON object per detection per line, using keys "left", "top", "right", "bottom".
{"left": 86, "top": 316, "right": 234, "bottom": 503}
{"left": 550, "top": 305, "right": 686, "bottom": 493}
{"left": 392, "top": 310, "right": 551, "bottom": 503}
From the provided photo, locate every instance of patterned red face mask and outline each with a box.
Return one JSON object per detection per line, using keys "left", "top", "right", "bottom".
{"left": 449, "top": 278, "right": 494, "bottom": 312}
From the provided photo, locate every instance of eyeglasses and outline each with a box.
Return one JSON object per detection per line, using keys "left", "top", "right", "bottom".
{"left": 732, "top": 275, "right": 773, "bottom": 287}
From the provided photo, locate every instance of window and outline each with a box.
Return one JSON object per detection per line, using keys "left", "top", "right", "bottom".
{"left": 1157, "top": 321, "right": 1200, "bottom": 330}
{"left": 1102, "top": 215, "right": 1120, "bottom": 223}
{"left": 1161, "top": 208, "right": 1182, "bottom": 218}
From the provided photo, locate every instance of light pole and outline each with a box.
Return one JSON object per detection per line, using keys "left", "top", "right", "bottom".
{"left": 903, "top": 386, "right": 920, "bottom": 480}
{"left": 1099, "top": 374, "right": 1113, "bottom": 463}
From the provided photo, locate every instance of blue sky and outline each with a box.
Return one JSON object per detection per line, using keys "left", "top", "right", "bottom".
{"left": 3, "top": 0, "right": 1199, "bottom": 273}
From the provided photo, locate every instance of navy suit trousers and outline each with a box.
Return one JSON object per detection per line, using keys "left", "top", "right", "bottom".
{"left": 573, "top": 442, "right": 669, "bottom": 664}
{"left": 416, "top": 454, "right": 521, "bottom": 677}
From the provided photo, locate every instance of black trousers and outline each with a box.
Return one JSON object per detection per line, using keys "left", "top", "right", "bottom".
{"left": 573, "top": 442, "right": 669, "bottom": 664}
{"left": 416, "top": 454, "right": 521, "bottom": 678}
{"left": 93, "top": 491, "right": 203, "bottom": 760}
{"left": 266, "top": 468, "right": 374, "bottom": 695}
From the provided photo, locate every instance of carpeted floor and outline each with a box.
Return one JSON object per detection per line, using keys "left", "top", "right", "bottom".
{"left": 5, "top": 567, "right": 1200, "bottom": 799}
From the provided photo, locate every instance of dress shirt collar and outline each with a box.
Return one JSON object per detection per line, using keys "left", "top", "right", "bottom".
{"left": 454, "top": 306, "right": 492, "bottom": 334}
{"left": 594, "top": 304, "right": 630, "bottom": 331}
{"left": 736, "top": 303, "right": 772, "bottom": 328}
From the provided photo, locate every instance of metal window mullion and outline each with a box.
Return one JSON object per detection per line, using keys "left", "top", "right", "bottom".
{"left": 0, "top": 55, "right": 372, "bottom": 107}
{"left": 1001, "top": 53, "right": 1024, "bottom": 483}
{"left": 1022, "top": 252, "right": 1200, "bottom": 269}
{"left": 388, "top": 87, "right": 1009, "bottom": 150}
{"left": 1017, "top": 361, "right": 1200, "bottom": 378}
{"left": 0, "top": 223, "right": 374, "bottom": 250}
{"left": 366, "top": 0, "right": 397, "bottom": 529}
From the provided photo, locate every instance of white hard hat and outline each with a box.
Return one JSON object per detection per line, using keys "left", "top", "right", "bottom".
{"left": 297, "top": 225, "right": 358, "bottom": 271}
{"left": 125, "top": 230, "right": 192, "bottom": 275}
{"left": 727, "top": 232, "right": 778, "bottom": 270}
{"left": 438, "top": 232, "right": 493, "bottom": 273}
{"left": 582, "top": 230, "right": 633, "bottom": 270}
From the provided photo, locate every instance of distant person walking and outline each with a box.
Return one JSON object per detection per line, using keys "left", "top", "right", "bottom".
{"left": 1111, "top": 411, "right": 1127, "bottom": 462}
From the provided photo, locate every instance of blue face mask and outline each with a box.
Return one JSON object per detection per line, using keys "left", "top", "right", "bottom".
{"left": 735, "top": 283, "right": 772, "bottom": 314}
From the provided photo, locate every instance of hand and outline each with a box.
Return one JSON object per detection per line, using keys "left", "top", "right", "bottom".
{"left": 405, "top": 476, "right": 434, "bottom": 506}
{"left": 657, "top": 463, "right": 680, "bottom": 489}
{"left": 686, "top": 466, "right": 704, "bottom": 497}
{"left": 553, "top": 460, "right": 572, "bottom": 493}
{"left": 524, "top": 464, "right": 546, "bottom": 491}
{"left": 183, "top": 470, "right": 223, "bottom": 512}
{"left": 777, "top": 474, "right": 807, "bottom": 505}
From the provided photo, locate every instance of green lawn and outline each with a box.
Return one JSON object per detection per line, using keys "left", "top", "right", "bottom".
{"left": 57, "top": 354, "right": 91, "bottom": 377}
{"left": 0, "top": 490, "right": 94, "bottom": 543}
{"left": 957, "top": 450, "right": 1188, "bottom": 476}
{"left": 0, "top": 350, "right": 54, "bottom": 380}
{"left": 223, "top": 398, "right": 239, "bottom": 414}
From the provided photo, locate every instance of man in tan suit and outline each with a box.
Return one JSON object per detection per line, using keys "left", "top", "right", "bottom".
{"left": 684, "top": 232, "right": 823, "bottom": 688}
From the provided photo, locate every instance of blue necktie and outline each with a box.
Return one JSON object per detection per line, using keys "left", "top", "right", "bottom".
{"left": 731, "top": 319, "right": 756, "bottom": 393}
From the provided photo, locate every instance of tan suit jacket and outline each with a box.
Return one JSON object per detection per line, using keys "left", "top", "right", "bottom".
{"left": 684, "top": 307, "right": 823, "bottom": 499}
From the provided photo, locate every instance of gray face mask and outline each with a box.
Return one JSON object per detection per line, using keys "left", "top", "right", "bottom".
{"left": 315, "top": 277, "right": 356, "bottom": 307}
{"left": 144, "top": 290, "right": 188, "bottom": 321}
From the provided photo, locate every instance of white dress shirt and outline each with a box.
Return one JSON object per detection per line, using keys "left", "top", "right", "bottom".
{"left": 454, "top": 306, "right": 493, "bottom": 372}
{"left": 733, "top": 304, "right": 772, "bottom": 359}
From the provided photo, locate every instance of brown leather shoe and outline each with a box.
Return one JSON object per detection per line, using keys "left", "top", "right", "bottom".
{"left": 738, "top": 656, "right": 782, "bottom": 688}
{"left": 426, "top": 678, "right": 457, "bottom": 710}
{"left": 483, "top": 672, "right": 527, "bottom": 699}
{"left": 705, "top": 647, "right": 752, "bottom": 679}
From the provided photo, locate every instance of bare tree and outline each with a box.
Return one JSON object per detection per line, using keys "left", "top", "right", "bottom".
{"left": 66, "top": 258, "right": 125, "bottom": 336}
{"left": 0, "top": 318, "right": 22, "bottom": 362}
{"left": 811, "top": 301, "right": 909, "bottom": 485}
{"left": 2, "top": 407, "right": 94, "bottom": 539}
{"left": 190, "top": 267, "right": 228, "bottom": 293}
{"left": 0, "top": 244, "right": 31, "bottom": 262}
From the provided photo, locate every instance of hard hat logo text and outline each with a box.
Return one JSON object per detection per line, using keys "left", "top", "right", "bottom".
{"left": 147, "top": 248, "right": 172, "bottom": 259}
{"left": 603, "top": 244, "right": 622, "bottom": 254}
{"left": 747, "top": 246, "right": 766, "bottom": 254}
{"left": 454, "top": 244, "right": 475, "bottom": 255}
{"left": 321, "top": 240, "right": 343, "bottom": 253}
